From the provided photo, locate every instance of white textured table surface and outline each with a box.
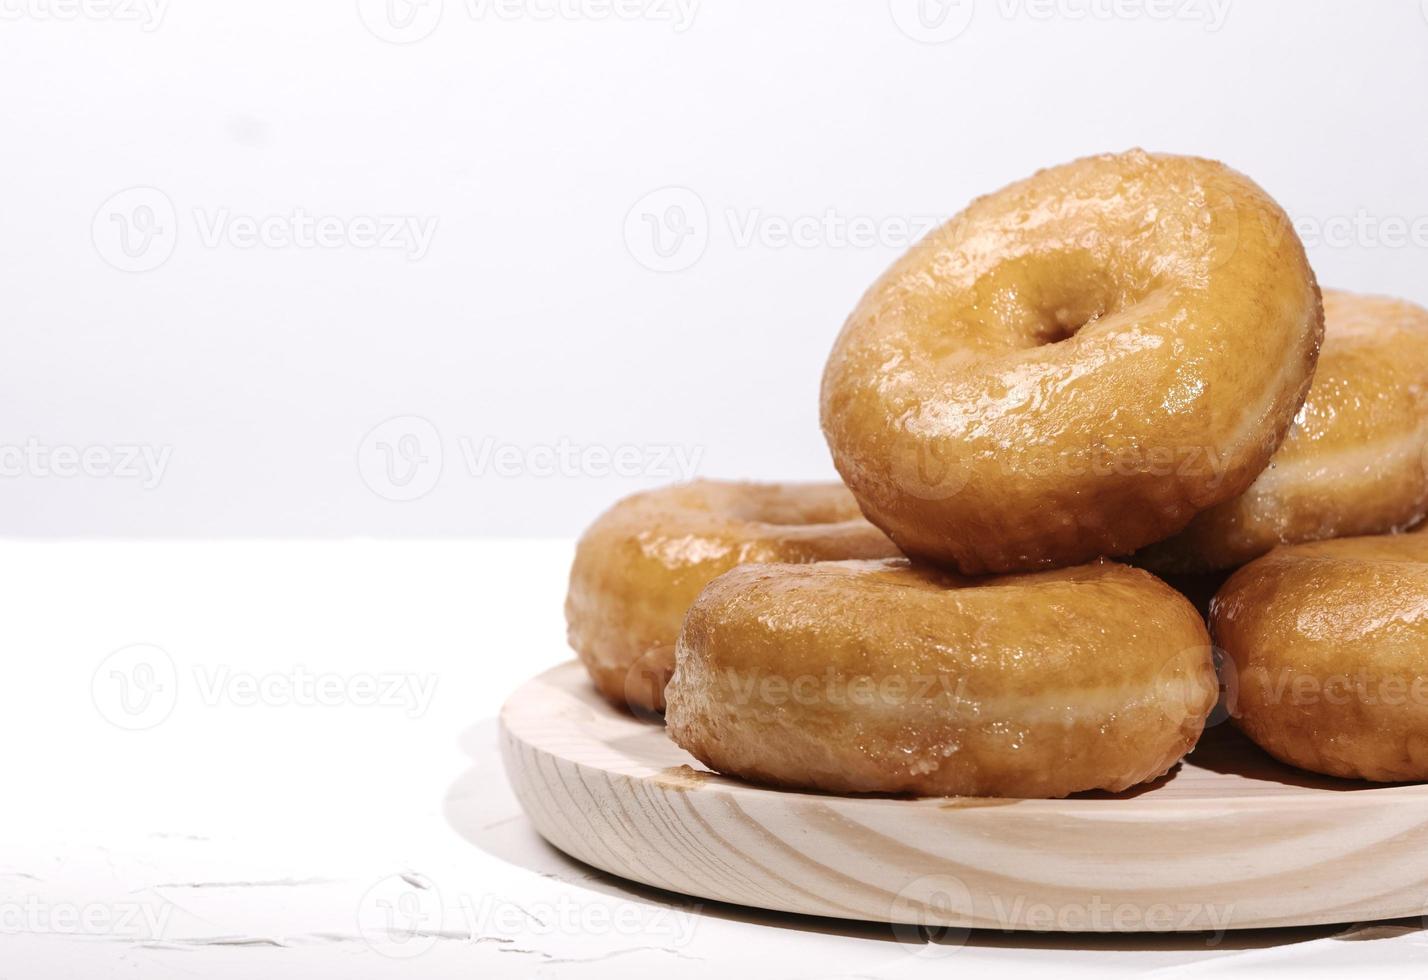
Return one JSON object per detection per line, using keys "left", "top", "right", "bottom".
{"left": 5, "top": 540, "right": 1427, "bottom": 978}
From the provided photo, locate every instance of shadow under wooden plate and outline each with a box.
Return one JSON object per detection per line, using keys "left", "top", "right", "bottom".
{"left": 499, "top": 661, "right": 1428, "bottom": 933}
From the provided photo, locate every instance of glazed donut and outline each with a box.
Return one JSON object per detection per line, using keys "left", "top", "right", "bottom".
{"left": 565, "top": 480, "right": 900, "bottom": 714}
{"left": 1212, "top": 533, "right": 1428, "bottom": 781}
{"left": 1140, "top": 290, "right": 1428, "bottom": 573}
{"left": 821, "top": 150, "right": 1323, "bottom": 575}
{"left": 666, "top": 558, "right": 1216, "bottom": 798}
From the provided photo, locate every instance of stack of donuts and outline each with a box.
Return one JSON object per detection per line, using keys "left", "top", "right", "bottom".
{"left": 566, "top": 150, "right": 1428, "bottom": 798}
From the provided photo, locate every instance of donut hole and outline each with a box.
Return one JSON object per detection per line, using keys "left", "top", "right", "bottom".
{"left": 1034, "top": 302, "right": 1104, "bottom": 346}
{"left": 971, "top": 249, "right": 1151, "bottom": 350}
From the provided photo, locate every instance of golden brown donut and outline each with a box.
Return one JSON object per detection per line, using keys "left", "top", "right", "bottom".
{"left": 1140, "top": 290, "right": 1428, "bottom": 574}
{"left": 666, "top": 558, "right": 1216, "bottom": 798}
{"left": 821, "top": 150, "right": 1323, "bottom": 575}
{"left": 1212, "top": 533, "right": 1428, "bottom": 781}
{"left": 565, "top": 480, "right": 900, "bottom": 714}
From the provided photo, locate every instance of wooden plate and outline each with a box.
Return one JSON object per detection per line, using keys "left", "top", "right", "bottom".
{"left": 499, "top": 661, "right": 1428, "bottom": 933}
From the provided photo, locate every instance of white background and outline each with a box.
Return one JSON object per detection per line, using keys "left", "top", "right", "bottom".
{"left": 2, "top": 0, "right": 1426, "bottom": 536}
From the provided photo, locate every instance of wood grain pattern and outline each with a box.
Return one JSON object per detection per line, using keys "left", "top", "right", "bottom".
{"left": 500, "top": 661, "right": 1428, "bottom": 933}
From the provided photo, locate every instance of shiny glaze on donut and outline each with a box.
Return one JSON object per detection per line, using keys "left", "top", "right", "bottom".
{"left": 1141, "top": 290, "right": 1428, "bottom": 573}
{"left": 1212, "top": 533, "right": 1428, "bottom": 781}
{"left": 565, "top": 480, "right": 900, "bottom": 713}
{"left": 821, "top": 150, "right": 1323, "bottom": 575}
{"left": 667, "top": 558, "right": 1216, "bottom": 798}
